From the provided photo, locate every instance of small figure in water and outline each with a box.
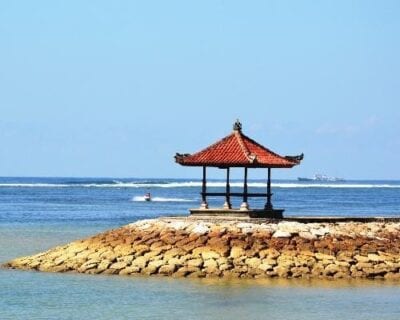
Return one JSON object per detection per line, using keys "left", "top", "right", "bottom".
{"left": 144, "top": 192, "right": 151, "bottom": 202}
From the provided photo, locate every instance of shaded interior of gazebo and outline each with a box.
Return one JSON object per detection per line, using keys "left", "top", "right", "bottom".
{"left": 175, "top": 121, "right": 303, "bottom": 218}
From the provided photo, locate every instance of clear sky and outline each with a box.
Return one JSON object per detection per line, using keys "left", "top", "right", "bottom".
{"left": 1, "top": 1, "right": 399, "bottom": 179}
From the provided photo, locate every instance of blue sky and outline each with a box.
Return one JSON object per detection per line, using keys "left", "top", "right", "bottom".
{"left": 1, "top": 1, "right": 399, "bottom": 179}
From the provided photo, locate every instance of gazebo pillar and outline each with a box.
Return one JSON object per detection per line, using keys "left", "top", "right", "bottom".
{"left": 240, "top": 167, "right": 249, "bottom": 210}
{"left": 200, "top": 166, "right": 208, "bottom": 209}
{"left": 265, "top": 167, "right": 273, "bottom": 210}
{"left": 223, "top": 167, "right": 231, "bottom": 209}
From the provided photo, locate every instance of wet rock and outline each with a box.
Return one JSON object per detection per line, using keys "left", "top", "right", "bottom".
{"left": 109, "top": 261, "right": 128, "bottom": 270}
{"left": 324, "top": 263, "right": 340, "bottom": 276}
{"left": 143, "top": 260, "right": 165, "bottom": 275}
{"left": 119, "top": 266, "right": 141, "bottom": 275}
{"left": 174, "top": 266, "right": 200, "bottom": 277}
{"left": 291, "top": 266, "right": 310, "bottom": 277}
{"left": 384, "top": 272, "right": 400, "bottom": 280}
{"left": 158, "top": 264, "right": 177, "bottom": 275}
{"left": 274, "top": 265, "right": 290, "bottom": 278}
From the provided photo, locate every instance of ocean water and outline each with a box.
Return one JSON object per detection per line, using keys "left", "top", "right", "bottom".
{"left": 1, "top": 177, "right": 400, "bottom": 319}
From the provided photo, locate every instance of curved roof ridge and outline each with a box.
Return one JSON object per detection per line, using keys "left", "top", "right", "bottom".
{"left": 233, "top": 131, "right": 251, "bottom": 161}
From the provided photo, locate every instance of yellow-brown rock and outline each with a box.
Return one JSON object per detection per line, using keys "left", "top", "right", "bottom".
{"left": 3, "top": 217, "right": 400, "bottom": 280}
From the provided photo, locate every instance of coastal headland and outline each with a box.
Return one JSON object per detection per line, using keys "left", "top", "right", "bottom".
{"left": 3, "top": 217, "right": 400, "bottom": 280}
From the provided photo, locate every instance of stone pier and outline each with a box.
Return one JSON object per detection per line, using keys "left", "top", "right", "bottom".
{"left": 3, "top": 217, "right": 400, "bottom": 280}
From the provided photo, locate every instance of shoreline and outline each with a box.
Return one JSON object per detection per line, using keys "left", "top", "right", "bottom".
{"left": 3, "top": 217, "right": 400, "bottom": 280}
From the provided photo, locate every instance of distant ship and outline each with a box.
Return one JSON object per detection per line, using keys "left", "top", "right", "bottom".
{"left": 297, "top": 174, "right": 345, "bottom": 182}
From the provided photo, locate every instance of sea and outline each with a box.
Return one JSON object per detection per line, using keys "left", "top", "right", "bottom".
{"left": 1, "top": 177, "right": 400, "bottom": 319}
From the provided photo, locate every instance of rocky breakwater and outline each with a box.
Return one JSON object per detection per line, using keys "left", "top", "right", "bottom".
{"left": 3, "top": 218, "right": 400, "bottom": 279}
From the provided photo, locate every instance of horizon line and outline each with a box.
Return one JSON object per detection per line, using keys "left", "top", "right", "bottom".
{"left": 0, "top": 176, "right": 399, "bottom": 182}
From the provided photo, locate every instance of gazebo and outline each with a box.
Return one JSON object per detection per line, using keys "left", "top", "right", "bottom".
{"left": 175, "top": 120, "right": 303, "bottom": 218}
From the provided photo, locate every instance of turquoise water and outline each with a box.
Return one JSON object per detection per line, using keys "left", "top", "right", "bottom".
{"left": 1, "top": 269, "right": 400, "bottom": 320}
{"left": 1, "top": 177, "right": 400, "bottom": 319}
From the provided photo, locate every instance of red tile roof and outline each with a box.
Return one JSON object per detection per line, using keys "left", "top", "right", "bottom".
{"left": 175, "top": 122, "right": 303, "bottom": 168}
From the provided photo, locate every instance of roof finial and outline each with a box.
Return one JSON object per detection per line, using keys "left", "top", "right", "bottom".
{"left": 233, "top": 119, "right": 242, "bottom": 132}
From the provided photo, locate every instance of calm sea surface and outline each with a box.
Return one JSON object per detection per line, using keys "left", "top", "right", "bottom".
{"left": 1, "top": 177, "right": 400, "bottom": 319}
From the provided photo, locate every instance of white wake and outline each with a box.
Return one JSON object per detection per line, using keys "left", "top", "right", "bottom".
{"left": 131, "top": 196, "right": 193, "bottom": 202}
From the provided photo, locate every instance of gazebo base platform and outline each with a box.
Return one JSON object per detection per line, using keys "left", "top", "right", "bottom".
{"left": 189, "top": 208, "right": 284, "bottom": 219}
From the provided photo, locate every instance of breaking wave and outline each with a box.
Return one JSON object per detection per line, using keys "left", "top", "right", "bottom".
{"left": 0, "top": 181, "right": 399, "bottom": 189}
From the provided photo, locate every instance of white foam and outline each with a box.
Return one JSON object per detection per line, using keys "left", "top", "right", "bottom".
{"left": 0, "top": 183, "right": 71, "bottom": 188}
{"left": 131, "top": 196, "right": 193, "bottom": 202}
{"left": 127, "top": 181, "right": 400, "bottom": 189}
{"left": 0, "top": 181, "right": 399, "bottom": 189}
